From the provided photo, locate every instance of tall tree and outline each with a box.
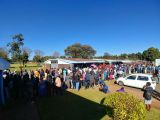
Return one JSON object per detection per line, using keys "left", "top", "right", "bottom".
{"left": 0, "top": 47, "right": 8, "bottom": 60}
{"left": 81, "top": 45, "right": 96, "bottom": 58}
{"left": 21, "top": 47, "right": 32, "bottom": 66}
{"left": 142, "top": 47, "right": 160, "bottom": 61}
{"left": 7, "top": 33, "right": 24, "bottom": 63}
{"left": 22, "top": 50, "right": 29, "bottom": 66}
{"left": 64, "top": 43, "right": 96, "bottom": 58}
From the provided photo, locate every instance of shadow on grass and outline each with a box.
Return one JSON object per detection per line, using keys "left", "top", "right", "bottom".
{"left": 37, "top": 91, "right": 113, "bottom": 120}
{"left": 100, "top": 97, "right": 114, "bottom": 118}
{"left": 0, "top": 99, "right": 39, "bottom": 120}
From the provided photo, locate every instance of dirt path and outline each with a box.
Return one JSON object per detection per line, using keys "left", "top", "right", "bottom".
{"left": 155, "top": 84, "right": 160, "bottom": 92}
{"left": 106, "top": 80, "right": 160, "bottom": 111}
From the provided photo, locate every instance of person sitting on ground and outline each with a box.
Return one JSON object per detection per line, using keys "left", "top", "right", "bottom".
{"left": 99, "top": 82, "right": 109, "bottom": 94}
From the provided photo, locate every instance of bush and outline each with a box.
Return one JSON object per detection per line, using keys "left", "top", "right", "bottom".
{"left": 103, "top": 92, "right": 147, "bottom": 120}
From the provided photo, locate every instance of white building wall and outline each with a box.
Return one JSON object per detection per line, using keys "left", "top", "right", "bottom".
{"left": 58, "top": 60, "right": 70, "bottom": 64}
{"left": 155, "top": 59, "right": 160, "bottom": 66}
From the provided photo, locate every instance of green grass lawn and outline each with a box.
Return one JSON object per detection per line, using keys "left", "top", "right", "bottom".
{"left": 146, "top": 108, "right": 160, "bottom": 120}
{"left": 37, "top": 88, "right": 160, "bottom": 120}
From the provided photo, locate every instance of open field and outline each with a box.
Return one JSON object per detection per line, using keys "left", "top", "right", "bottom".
{"left": 38, "top": 81, "right": 160, "bottom": 120}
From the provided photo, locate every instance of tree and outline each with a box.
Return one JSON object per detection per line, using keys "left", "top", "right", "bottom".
{"left": 42, "top": 56, "right": 54, "bottom": 61}
{"left": 119, "top": 53, "right": 128, "bottom": 59}
{"left": 142, "top": 47, "right": 160, "bottom": 61}
{"left": 53, "top": 51, "right": 60, "bottom": 58}
{"left": 33, "top": 50, "right": 44, "bottom": 63}
{"left": 0, "top": 47, "right": 8, "bottom": 60}
{"left": 64, "top": 43, "right": 96, "bottom": 58}
{"left": 33, "top": 55, "right": 42, "bottom": 63}
{"left": 81, "top": 45, "right": 96, "bottom": 58}
{"left": 7, "top": 33, "right": 24, "bottom": 63}
{"left": 20, "top": 47, "right": 32, "bottom": 66}
{"left": 23, "top": 47, "right": 32, "bottom": 57}
{"left": 21, "top": 50, "right": 29, "bottom": 66}
{"left": 136, "top": 52, "right": 143, "bottom": 60}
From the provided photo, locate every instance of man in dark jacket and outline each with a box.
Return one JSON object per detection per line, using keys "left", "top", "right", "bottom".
{"left": 143, "top": 82, "right": 153, "bottom": 111}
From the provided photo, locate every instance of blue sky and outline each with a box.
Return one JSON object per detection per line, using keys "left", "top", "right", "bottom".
{"left": 0, "top": 0, "right": 160, "bottom": 58}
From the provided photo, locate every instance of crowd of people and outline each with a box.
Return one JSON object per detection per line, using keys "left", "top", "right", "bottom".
{"left": 2, "top": 62, "right": 160, "bottom": 103}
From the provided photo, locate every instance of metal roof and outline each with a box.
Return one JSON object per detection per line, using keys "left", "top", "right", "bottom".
{"left": 44, "top": 58, "right": 105, "bottom": 64}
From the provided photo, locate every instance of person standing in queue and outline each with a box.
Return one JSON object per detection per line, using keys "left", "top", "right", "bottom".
{"left": 55, "top": 75, "right": 62, "bottom": 95}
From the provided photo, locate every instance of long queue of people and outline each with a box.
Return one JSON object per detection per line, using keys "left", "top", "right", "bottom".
{"left": 2, "top": 63, "right": 160, "bottom": 103}
{"left": 2, "top": 69, "right": 66, "bottom": 103}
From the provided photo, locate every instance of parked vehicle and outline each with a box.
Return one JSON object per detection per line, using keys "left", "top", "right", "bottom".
{"left": 116, "top": 74, "right": 156, "bottom": 89}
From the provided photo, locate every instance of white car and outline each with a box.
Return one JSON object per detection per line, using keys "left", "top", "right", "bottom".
{"left": 116, "top": 74, "right": 156, "bottom": 90}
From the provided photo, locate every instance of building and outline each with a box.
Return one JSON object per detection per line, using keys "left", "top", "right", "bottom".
{"left": 44, "top": 58, "right": 105, "bottom": 69}
{"left": 44, "top": 58, "right": 136, "bottom": 70}
{"left": 155, "top": 59, "right": 160, "bottom": 66}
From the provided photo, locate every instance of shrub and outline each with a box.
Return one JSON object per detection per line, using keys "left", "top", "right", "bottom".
{"left": 103, "top": 92, "right": 147, "bottom": 120}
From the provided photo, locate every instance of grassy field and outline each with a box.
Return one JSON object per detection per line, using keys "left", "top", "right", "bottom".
{"left": 37, "top": 88, "right": 160, "bottom": 120}
{"left": 9, "top": 62, "right": 42, "bottom": 71}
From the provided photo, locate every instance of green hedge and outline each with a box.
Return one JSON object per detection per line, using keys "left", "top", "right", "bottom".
{"left": 103, "top": 92, "right": 147, "bottom": 120}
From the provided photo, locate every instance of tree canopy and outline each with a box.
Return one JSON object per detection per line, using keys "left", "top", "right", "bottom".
{"left": 7, "top": 33, "right": 24, "bottom": 62}
{"left": 64, "top": 43, "right": 96, "bottom": 58}
{"left": 142, "top": 47, "right": 160, "bottom": 61}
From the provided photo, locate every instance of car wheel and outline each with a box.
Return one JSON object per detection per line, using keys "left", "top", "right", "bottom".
{"left": 118, "top": 81, "right": 124, "bottom": 86}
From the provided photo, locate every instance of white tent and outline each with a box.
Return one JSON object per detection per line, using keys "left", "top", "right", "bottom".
{"left": 0, "top": 58, "right": 10, "bottom": 70}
